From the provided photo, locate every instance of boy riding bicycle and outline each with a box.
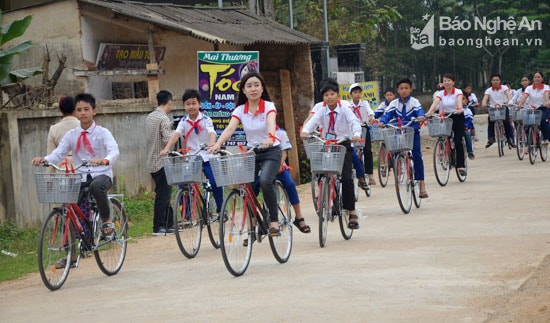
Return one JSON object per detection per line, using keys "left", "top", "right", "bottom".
{"left": 378, "top": 78, "right": 428, "bottom": 198}
{"left": 32, "top": 93, "right": 120, "bottom": 266}
{"left": 301, "top": 78, "right": 362, "bottom": 229}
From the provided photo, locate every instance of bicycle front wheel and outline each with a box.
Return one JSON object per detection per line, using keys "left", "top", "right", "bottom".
{"left": 394, "top": 154, "right": 412, "bottom": 214}
{"left": 528, "top": 127, "right": 538, "bottom": 165}
{"left": 318, "top": 177, "right": 330, "bottom": 248}
{"left": 337, "top": 179, "right": 353, "bottom": 240}
{"left": 93, "top": 198, "right": 128, "bottom": 276}
{"left": 310, "top": 174, "right": 319, "bottom": 213}
{"left": 174, "top": 187, "right": 203, "bottom": 258}
{"left": 269, "top": 181, "right": 293, "bottom": 263}
{"left": 516, "top": 123, "right": 527, "bottom": 160}
{"left": 38, "top": 208, "right": 73, "bottom": 291}
{"left": 433, "top": 138, "right": 451, "bottom": 186}
{"left": 378, "top": 143, "right": 390, "bottom": 187}
{"left": 220, "top": 189, "right": 253, "bottom": 276}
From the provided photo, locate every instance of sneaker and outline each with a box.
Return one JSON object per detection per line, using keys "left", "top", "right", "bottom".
{"left": 485, "top": 138, "right": 495, "bottom": 148}
{"left": 468, "top": 152, "right": 475, "bottom": 160}
{"left": 152, "top": 227, "right": 175, "bottom": 236}
{"left": 358, "top": 180, "right": 369, "bottom": 190}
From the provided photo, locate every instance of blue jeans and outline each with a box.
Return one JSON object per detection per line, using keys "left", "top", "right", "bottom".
{"left": 351, "top": 150, "right": 365, "bottom": 178}
{"left": 202, "top": 161, "right": 224, "bottom": 212}
{"left": 276, "top": 169, "right": 300, "bottom": 205}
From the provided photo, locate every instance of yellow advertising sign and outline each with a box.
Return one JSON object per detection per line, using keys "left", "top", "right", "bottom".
{"left": 340, "top": 81, "right": 380, "bottom": 107}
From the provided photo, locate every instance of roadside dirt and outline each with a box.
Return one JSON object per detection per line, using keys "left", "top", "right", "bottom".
{"left": 1, "top": 115, "right": 549, "bottom": 322}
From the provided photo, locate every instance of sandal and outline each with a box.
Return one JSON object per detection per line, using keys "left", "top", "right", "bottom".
{"left": 102, "top": 221, "right": 115, "bottom": 241}
{"left": 293, "top": 217, "right": 311, "bottom": 234}
{"left": 419, "top": 191, "right": 429, "bottom": 199}
{"left": 348, "top": 214, "right": 360, "bottom": 230}
{"left": 458, "top": 168, "right": 467, "bottom": 176}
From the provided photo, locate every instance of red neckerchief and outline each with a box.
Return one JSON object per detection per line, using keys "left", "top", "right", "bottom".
{"left": 75, "top": 122, "right": 95, "bottom": 155}
{"left": 533, "top": 83, "right": 544, "bottom": 90}
{"left": 443, "top": 87, "right": 456, "bottom": 96}
{"left": 492, "top": 85, "right": 502, "bottom": 91}
{"left": 351, "top": 101, "right": 362, "bottom": 120}
{"left": 244, "top": 99, "right": 265, "bottom": 116}
{"left": 184, "top": 115, "right": 203, "bottom": 147}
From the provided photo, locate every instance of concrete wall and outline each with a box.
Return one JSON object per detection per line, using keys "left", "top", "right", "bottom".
{"left": 0, "top": 103, "right": 185, "bottom": 226}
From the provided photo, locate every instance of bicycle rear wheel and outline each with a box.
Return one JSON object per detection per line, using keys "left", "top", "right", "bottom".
{"left": 433, "top": 138, "right": 451, "bottom": 186}
{"left": 539, "top": 130, "right": 548, "bottom": 162}
{"left": 93, "top": 198, "right": 128, "bottom": 276}
{"left": 337, "top": 178, "right": 353, "bottom": 240}
{"left": 528, "top": 127, "right": 538, "bottom": 165}
{"left": 411, "top": 162, "right": 421, "bottom": 209}
{"left": 318, "top": 177, "right": 330, "bottom": 248}
{"left": 38, "top": 208, "right": 73, "bottom": 291}
{"left": 496, "top": 121, "right": 505, "bottom": 157}
{"left": 174, "top": 187, "right": 203, "bottom": 258}
{"left": 394, "top": 154, "right": 412, "bottom": 214}
{"left": 220, "top": 189, "right": 253, "bottom": 276}
{"left": 516, "top": 123, "right": 527, "bottom": 160}
{"left": 456, "top": 141, "right": 468, "bottom": 182}
{"left": 378, "top": 143, "right": 390, "bottom": 187}
{"left": 205, "top": 190, "right": 221, "bottom": 249}
{"left": 269, "top": 181, "right": 293, "bottom": 263}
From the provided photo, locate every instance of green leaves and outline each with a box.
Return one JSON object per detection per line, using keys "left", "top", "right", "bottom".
{"left": 0, "top": 15, "right": 32, "bottom": 47}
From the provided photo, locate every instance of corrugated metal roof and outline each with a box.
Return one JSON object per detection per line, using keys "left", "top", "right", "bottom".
{"left": 78, "top": 0, "right": 321, "bottom": 46}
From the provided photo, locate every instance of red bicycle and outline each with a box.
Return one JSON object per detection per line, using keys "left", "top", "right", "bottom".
{"left": 35, "top": 162, "right": 128, "bottom": 290}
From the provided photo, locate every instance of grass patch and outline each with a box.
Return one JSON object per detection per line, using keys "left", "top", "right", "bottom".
{"left": 0, "top": 193, "right": 155, "bottom": 283}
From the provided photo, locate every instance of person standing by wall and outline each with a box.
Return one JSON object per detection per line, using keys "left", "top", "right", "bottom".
{"left": 47, "top": 96, "right": 80, "bottom": 156}
{"left": 146, "top": 90, "right": 176, "bottom": 236}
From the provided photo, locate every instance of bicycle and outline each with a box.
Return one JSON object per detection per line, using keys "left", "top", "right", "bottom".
{"left": 210, "top": 145, "right": 293, "bottom": 276}
{"left": 488, "top": 105, "right": 509, "bottom": 157}
{"left": 163, "top": 146, "right": 221, "bottom": 258}
{"left": 521, "top": 106, "right": 548, "bottom": 165}
{"left": 428, "top": 113, "right": 468, "bottom": 186}
{"left": 380, "top": 119, "right": 421, "bottom": 214}
{"left": 304, "top": 135, "right": 354, "bottom": 247}
{"left": 35, "top": 162, "right": 128, "bottom": 291}
{"left": 509, "top": 104, "right": 528, "bottom": 161}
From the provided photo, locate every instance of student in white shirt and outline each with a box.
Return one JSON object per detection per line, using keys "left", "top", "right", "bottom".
{"left": 301, "top": 78, "right": 362, "bottom": 229}
{"left": 33, "top": 93, "right": 119, "bottom": 240}
{"left": 348, "top": 83, "right": 376, "bottom": 186}
{"left": 481, "top": 74, "right": 514, "bottom": 148}
{"left": 374, "top": 88, "right": 396, "bottom": 119}
{"left": 516, "top": 71, "right": 550, "bottom": 142}
{"left": 209, "top": 72, "right": 282, "bottom": 236}
{"left": 510, "top": 76, "right": 531, "bottom": 105}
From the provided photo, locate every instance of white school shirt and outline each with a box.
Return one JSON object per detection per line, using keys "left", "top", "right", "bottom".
{"left": 231, "top": 99, "right": 279, "bottom": 147}
{"left": 302, "top": 100, "right": 361, "bottom": 140}
{"left": 511, "top": 88, "right": 528, "bottom": 105}
{"left": 310, "top": 101, "right": 324, "bottom": 115}
{"left": 175, "top": 112, "right": 216, "bottom": 162}
{"left": 45, "top": 121, "right": 119, "bottom": 181}
{"left": 348, "top": 99, "right": 374, "bottom": 123}
{"left": 484, "top": 85, "right": 510, "bottom": 106}
{"left": 522, "top": 84, "right": 550, "bottom": 107}
{"left": 435, "top": 87, "right": 464, "bottom": 114}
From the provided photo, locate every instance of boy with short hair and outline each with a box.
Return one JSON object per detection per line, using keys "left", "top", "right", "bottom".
{"left": 33, "top": 93, "right": 120, "bottom": 236}
{"left": 348, "top": 83, "right": 376, "bottom": 186}
{"left": 378, "top": 78, "right": 428, "bottom": 198}
{"left": 374, "top": 88, "right": 396, "bottom": 119}
{"left": 161, "top": 89, "right": 224, "bottom": 217}
{"left": 301, "top": 78, "right": 362, "bottom": 229}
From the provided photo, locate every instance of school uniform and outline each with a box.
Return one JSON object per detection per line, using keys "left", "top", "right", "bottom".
{"left": 303, "top": 101, "right": 361, "bottom": 212}
{"left": 379, "top": 96, "right": 428, "bottom": 179}
{"left": 484, "top": 85, "right": 514, "bottom": 143}
{"left": 349, "top": 99, "right": 375, "bottom": 176}
{"left": 232, "top": 99, "right": 282, "bottom": 222}
{"left": 176, "top": 113, "right": 224, "bottom": 212}
{"left": 435, "top": 88, "right": 466, "bottom": 168}
{"left": 522, "top": 83, "right": 550, "bottom": 140}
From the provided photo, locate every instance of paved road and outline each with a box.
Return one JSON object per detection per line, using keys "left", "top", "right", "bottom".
{"left": 1, "top": 116, "right": 550, "bottom": 322}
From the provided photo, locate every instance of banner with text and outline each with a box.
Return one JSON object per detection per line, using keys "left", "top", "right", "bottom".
{"left": 197, "top": 51, "right": 259, "bottom": 145}
{"left": 339, "top": 81, "right": 380, "bottom": 108}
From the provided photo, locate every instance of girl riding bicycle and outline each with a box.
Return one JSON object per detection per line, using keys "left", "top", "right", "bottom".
{"left": 481, "top": 74, "right": 515, "bottom": 148}
{"left": 427, "top": 74, "right": 467, "bottom": 176}
{"left": 301, "top": 78, "right": 362, "bottom": 229}
{"left": 378, "top": 77, "right": 428, "bottom": 198}
{"left": 516, "top": 71, "right": 550, "bottom": 143}
{"left": 208, "top": 72, "right": 282, "bottom": 236}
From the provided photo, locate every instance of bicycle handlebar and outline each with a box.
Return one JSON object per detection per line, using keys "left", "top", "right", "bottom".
{"left": 40, "top": 161, "right": 90, "bottom": 171}
{"left": 382, "top": 117, "right": 419, "bottom": 129}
